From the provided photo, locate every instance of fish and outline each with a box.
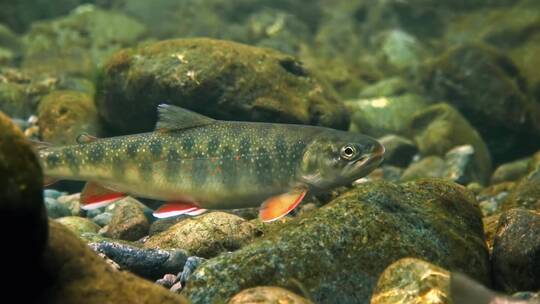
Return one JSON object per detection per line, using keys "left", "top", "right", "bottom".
{"left": 37, "top": 104, "right": 385, "bottom": 222}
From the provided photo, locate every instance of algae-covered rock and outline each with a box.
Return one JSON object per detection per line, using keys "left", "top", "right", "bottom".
{"left": 0, "top": 24, "right": 23, "bottom": 65}
{"left": 422, "top": 44, "right": 540, "bottom": 163}
{"left": 501, "top": 177, "right": 540, "bottom": 212}
{"left": 0, "top": 0, "right": 84, "bottom": 33}
{"left": 96, "top": 38, "right": 348, "bottom": 134}
{"left": 38, "top": 90, "right": 101, "bottom": 144}
{"left": 57, "top": 216, "right": 100, "bottom": 235}
{"left": 228, "top": 286, "right": 312, "bottom": 304}
{"left": 408, "top": 103, "right": 492, "bottom": 184}
{"left": 0, "top": 82, "right": 31, "bottom": 118}
{"left": 346, "top": 93, "right": 429, "bottom": 137}
{"left": 371, "top": 258, "right": 451, "bottom": 304}
{"left": 144, "top": 211, "right": 259, "bottom": 258}
{"left": 373, "top": 29, "right": 429, "bottom": 73}
{"left": 491, "top": 157, "right": 531, "bottom": 184}
{"left": 43, "top": 221, "right": 189, "bottom": 303}
{"left": 103, "top": 197, "right": 150, "bottom": 241}
{"left": 492, "top": 209, "right": 540, "bottom": 293}
{"left": 182, "top": 180, "right": 489, "bottom": 303}
{"left": 0, "top": 111, "right": 48, "bottom": 302}
{"left": 378, "top": 134, "right": 418, "bottom": 167}
{"left": 22, "top": 6, "right": 146, "bottom": 77}
{"left": 401, "top": 156, "right": 446, "bottom": 182}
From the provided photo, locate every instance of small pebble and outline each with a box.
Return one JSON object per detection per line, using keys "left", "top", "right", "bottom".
{"left": 92, "top": 212, "right": 112, "bottom": 227}
{"left": 179, "top": 256, "right": 206, "bottom": 286}
{"left": 155, "top": 274, "right": 177, "bottom": 288}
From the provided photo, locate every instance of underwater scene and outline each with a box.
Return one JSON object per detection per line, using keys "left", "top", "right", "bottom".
{"left": 1, "top": 0, "right": 540, "bottom": 303}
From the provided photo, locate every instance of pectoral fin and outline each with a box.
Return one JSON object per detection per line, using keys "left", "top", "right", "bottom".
{"left": 259, "top": 190, "right": 307, "bottom": 222}
{"left": 80, "top": 182, "right": 126, "bottom": 210}
{"left": 153, "top": 202, "right": 207, "bottom": 218}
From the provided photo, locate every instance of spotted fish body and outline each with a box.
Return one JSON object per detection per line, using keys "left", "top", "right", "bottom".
{"left": 38, "top": 105, "right": 384, "bottom": 220}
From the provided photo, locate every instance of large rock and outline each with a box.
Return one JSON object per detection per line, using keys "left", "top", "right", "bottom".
{"left": 42, "top": 221, "right": 189, "bottom": 303}
{"left": 0, "top": 111, "right": 48, "bottom": 302}
{"left": 182, "top": 180, "right": 489, "bottom": 303}
{"left": 491, "top": 157, "right": 531, "bottom": 184}
{"left": 38, "top": 90, "right": 101, "bottom": 144}
{"left": 144, "top": 211, "right": 259, "bottom": 258}
{"left": 408, "top": 103, "right": 492, "bottom": 184}
{"left": 96, "top": 38, "right": 349, "bottom": 134}
{"left": 492, "top": 208, "right": 540, "bottom": 293}
{"left": 422, "top": 44, "right": 540, "bottom": 163}
{"left": 22, "top": 6, "right": 146, "bottom": 77}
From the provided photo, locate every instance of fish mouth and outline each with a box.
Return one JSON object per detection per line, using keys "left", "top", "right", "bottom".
{"left": 351, "top": 143, "right": 385, "bottom": 173}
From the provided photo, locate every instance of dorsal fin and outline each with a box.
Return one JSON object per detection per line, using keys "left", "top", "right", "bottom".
{"left": 155, "top": 104, "right": 215, "bottom": 131}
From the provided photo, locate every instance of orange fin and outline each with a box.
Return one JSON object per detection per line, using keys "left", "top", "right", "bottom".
{"left": 259, "top": 190, "right": 307, "bottom": 222}
{"left": 153, "top": 202, "right": 207, "bottom": 218}
{"left": 80, "top": 182, "right": 126, "bottom": 210}
{"left": 76, "top": 133, "right": 98, "bottom": 144}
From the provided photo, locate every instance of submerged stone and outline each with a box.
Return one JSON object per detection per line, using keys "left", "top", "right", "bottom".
{"left": 103, "top": 197, "right": 150, "bottom": 241}
{"left": 96, "top": 38, "right": 348, "bottom": 134}
{"left": 378, "top": 134, "right": 418, "bottom": 167}
{"left": 0, "top": 111, "right": 47, "bottom": 302}
{"left": 491, "top": 157, "right": 531, "bottom": 184}
{"left": 492, "top": 209, "right": 540, "bottom": 293}
{"left": 408, "top": 103, "right": 492, "bottom": 184}
{"left": 43, "top": 221, "right": 189, "bottom": 303}
{"left": 371, "top": 258, "right": 450, "bottom": 304}
{"left": 422, "top": 43, "right": 540, "bottom": 163}
{"left": 56, "top": 216, "right": 100, "bottom": 235}
{"left": 22, "top": 6, "right": 146, "bottom": 77}
{"left": 182, "top": 180, "right": 489, "bottom": 303}
{"left": 144, "top": 211, "right": 259, "bottom": 258}
{"left": 228, "top": 286, "right": 312, "bottom": 304}
{"left": 38, "top": 90, "right": 101, "bottom": 145}
{"left": 89, "top": 241, "right": 188, "bottom": 280}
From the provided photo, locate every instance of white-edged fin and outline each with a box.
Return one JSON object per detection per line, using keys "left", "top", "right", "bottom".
{"left": 259, "top": 190, "right": 307, "bottom": 222}
{"left": 155, "top": 104, "right": 215, "bottom": 131}
{"left": 80, "top": 182, "right": 126, "bottom": 210}
{"left": 152, "top": 202, "right": 204, "bottom": 218}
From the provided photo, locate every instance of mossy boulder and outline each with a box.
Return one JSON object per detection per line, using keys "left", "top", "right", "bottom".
{"left": 371, "top": 258, "right": 451, "bottom": 304}
{"left": 103, "top": 197, "right": 150, "bottom": 241}
{"left": 422, "top": 43, "right": 540, "bottom": 164}
{"left": 38, "top": 90, "right": 101, "bottom": 144}
{"left": 57, "top": 216, "right": 100, "bottom": 236}
{"left": 401, "top": 156, "right": 447, "bottom": 182}
{"left": 0, "top": 82, "right": 31, "bottom": 118}
{"left": 182, "top": 180, "right": 489, "bottom": 303}
{"left": 144, "top": 211, "right": 259, "bottom": 258}
{"left": 22, "top": 6, "right": 146, "bottom": 77}
{"left": 42, "top": 221, "right": 189, "bottom": 303}
{"left": 0, "top": 111, "right": 48, "bottom": 302}
{"left": 492, "top": 208, "right": 540, "bottom": 293}
{"left": 408, "top": 103, "right": 492, "bottom": 184}
{"left": 96, "top": 38, "right": 349, "bottom": 134}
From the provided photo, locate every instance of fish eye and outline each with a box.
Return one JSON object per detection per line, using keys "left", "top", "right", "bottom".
{"left": 340, "top": 145, "right": 357, "bottom": 160}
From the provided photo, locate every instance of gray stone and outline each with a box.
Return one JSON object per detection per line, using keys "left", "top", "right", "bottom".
{"left": 89, "top": 241, "right": 188, "bottom": 280}
{"left": 45, "top": 197, "right": 71, "bottom": 219}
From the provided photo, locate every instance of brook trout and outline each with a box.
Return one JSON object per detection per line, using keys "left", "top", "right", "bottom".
{"left": 38, "top": 104, "right": 384, "bottom": 222}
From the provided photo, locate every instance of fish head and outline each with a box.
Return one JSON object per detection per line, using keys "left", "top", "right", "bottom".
{"left": 298, "top": 130, "right": 385, "bottom": 190}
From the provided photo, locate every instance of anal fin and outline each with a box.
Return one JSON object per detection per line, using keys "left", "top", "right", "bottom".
{"left": 153, "top": 202, "right": 207, "bottom": 218}
{"left": 259, "top": 190, "right": 307, "bottom": 222}
{"left": 80, "top": 182, "right": 126, "bottom": 210}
